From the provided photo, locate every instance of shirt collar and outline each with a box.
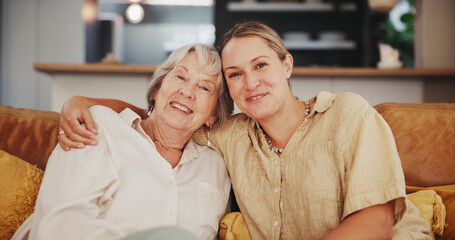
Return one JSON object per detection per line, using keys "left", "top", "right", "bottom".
{"left": 250, "top": 91, "right": 337, "bottom": 131}
{"left": 119, "top": 107, "right": 141, "bottom": 126}
{"left": 179, "top": 139, "right": 208, "bottom": 166}
{"left": 308, "top": 91, "right": 337, "bottom": 117}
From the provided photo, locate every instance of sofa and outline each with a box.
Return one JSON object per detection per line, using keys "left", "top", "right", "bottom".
{"left": 0, "top": 103, "right": 454, "bottom": 240}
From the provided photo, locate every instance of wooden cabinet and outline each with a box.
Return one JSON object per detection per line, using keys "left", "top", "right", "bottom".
{"left": 215, "top": 0, "right": 380, "bottom": 67}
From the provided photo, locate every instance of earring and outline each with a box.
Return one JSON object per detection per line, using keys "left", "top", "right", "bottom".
{"left": 147, "top": 106, "right": 153, "bottom": 117}
{"left": 207, "top": 126, "right": 212, "bottom": 147}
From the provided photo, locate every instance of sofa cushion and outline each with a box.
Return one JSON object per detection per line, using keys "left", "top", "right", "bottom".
{"left": 407, "top": 190, "right": 446, "bottom": 239}
{"left": 0, "top": 150, "right": 44, "bottom": 239}
{"left": 375, "top": 103, "right": 455, "bottom": 187}
{"left": 219, "top": 212, "right": 251, "bottom": 240}
{"left": 0, "top": 105, "right": 60, "bottom": 170}
{"left": 407, "top": 185, "right": 455, "bottom": 240}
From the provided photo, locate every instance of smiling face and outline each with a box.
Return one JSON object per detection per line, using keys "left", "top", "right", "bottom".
{"left": 221, "top": 36, "right": 294, "bottom": 121}
{"left": 152, "top": 52, "right": 219, "bottom": 132}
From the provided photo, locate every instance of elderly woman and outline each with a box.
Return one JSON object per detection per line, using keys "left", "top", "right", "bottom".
{"left": 11, "top": 44, "right": 232, "bottom": 240}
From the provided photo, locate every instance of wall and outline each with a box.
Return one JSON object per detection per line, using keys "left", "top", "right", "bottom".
{"left": 415, "top": 0, "right": 455, "bottom": 68}
{"left": 2, "top": 0, "right": 84, "bottom": 110}
{"left": 289, "top": 76, "right": 423, "bottom": 107}
{"left": 415, "top": 0, "right": 455, "bottom": 103}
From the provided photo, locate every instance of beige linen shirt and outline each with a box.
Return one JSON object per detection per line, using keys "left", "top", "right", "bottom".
{"left": 194, "top": 91, "right": 430, "bottom": 239}
{"left": 13, "top": 106, "right": 231, "bottom": 240}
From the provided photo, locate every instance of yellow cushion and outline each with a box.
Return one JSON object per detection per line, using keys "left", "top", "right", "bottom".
{"left": 219, "top": 212, "right": 251, "bottom": 240}
{"left": 407, "top": 190, "right": 446, "bottom": 239}
{"left": 407, "top": 185, "right": 455, "bottom": 240}
{"left": 0, "top": 150, "right": 44, "bottom": 239}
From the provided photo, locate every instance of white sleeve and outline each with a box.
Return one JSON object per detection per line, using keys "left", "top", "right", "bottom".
{"left": 28, "top": 123, "right": 136, "bottom": 239}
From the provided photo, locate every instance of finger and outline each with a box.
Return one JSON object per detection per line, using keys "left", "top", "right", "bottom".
{"left": 58, "top": 131, "right": 85, "bottom": 149}
{"left": 65, "top": 122, "right": 97, "bottom": 146}
{"left": 57, "top": 132, "right": 71, "bottom": 151}
{"left": 81, "top": 109, "right": 98, "bottom": 135}
{"left": 60, "top": 117, "right": 97, "bottom": 146}
{"left": 68, "top": 117, "right": 97, "bottom": 140}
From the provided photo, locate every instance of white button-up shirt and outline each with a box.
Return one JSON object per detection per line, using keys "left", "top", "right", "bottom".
{"left": 12, "top": 106, "right": 231, "bottom": 240}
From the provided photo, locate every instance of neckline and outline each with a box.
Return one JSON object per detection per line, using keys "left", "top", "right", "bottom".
{"left": 264, "top": 99, "right": 310, "bottom": 155}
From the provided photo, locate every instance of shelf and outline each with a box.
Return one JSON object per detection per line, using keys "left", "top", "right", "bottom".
{"left": 227, "top": 2, "right": 357, "bottom": 12}
{"left": 284, "top": 40, "right": 356, "bottom": 50}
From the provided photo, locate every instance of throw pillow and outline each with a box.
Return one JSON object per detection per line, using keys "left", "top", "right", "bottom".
{"left": 0, "top": 150, "right": 44, "bottom": 239}
{"left": 219, "top": 212, "right": 251, "bottom": 240}
{"left": 407, "top": 190, "right": 446, "bottom": 239}
{"left": 407, "top": 185, "right": 455, "bottom": 240}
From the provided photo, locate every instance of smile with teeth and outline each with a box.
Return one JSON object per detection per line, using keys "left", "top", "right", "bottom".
{"left": 170, "top": 102, "right": 193, "bottom": 113}
{"left": 248, "top": 94, "right": 266, "bottom": 101}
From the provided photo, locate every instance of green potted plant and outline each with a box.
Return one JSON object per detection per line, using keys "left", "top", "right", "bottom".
{"left": 377, "top": 0, "right": 415, "bottom": 67}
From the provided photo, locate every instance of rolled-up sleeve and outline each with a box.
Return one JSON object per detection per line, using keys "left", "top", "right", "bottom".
{"left": 342, "top": 106, "right": 406, "bottom": 221}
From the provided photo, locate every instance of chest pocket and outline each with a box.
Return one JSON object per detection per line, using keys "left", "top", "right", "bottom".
{"left": 286, "top": 140, "right": 344, "bottom": 199}
{"left": 196, "top": 180, "right": 229, "bottom": 239}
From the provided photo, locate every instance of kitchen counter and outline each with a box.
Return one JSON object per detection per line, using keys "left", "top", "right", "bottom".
{"left": 34, "top": 63, "right": 157, "bottom": 74}
{"left": 34, "top": 63, "right": 455, "bottom": 77}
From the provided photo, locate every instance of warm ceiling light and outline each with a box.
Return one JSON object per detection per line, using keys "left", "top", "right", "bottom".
{"left": 126, "top": 3, "right": 144, "bottom": 24}
{"left": 81, "top": 0, "right": 98, "bottom": 23}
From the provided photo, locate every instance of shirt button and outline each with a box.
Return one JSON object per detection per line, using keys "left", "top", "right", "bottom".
{"left": 168, "top": 180, "right": 174, "bottom": 185}
{"left": 169, "top": 212, "right": 173, "bottom": 216}
{"left": 274, "top": 188, "right": 278, "bottom": 193}
{"left": 274, "top": 160, "right": 278, "bottom": 165}
{"left": 273, "top": 221, "right": 278, "bottom": 227}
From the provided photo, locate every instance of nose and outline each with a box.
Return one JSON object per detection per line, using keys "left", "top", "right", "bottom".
{"left": 179, "top": 83, "right": 196, "bottom": 100}
{"left": 244, "top": 73, "right": 260, "bottom": 91}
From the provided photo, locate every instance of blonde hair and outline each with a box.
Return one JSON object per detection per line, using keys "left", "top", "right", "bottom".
{"left": 146, "top": 44, "right": 233, "bottom": 129}
{"left": 219, "top": 21, "right": 290, "bottom": 61}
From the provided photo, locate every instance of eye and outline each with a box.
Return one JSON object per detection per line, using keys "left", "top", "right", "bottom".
{"left": 255, "top": 62, "right": 267, "bottom": 69}
{"left": 176, "top": 75, "right": 186, "bottom": 81}
{"left": 228, "top": 72, "right": 240, "bottom": 79}
{"left": 199, "top": 84, "right": 212, "bottom": 93}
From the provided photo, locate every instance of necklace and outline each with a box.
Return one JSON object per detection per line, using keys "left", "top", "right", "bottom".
{"left": 265, "top": 137, "right": 285, "bottom": 154}
{"left": 265, "top": 100, "right": 310, "bottom": 154}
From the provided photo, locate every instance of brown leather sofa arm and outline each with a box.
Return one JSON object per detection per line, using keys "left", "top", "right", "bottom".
{"left": 374, "top": 102, "right": 455, "bottom": 187}
{"left": 0, "top": 105, "right": 60, "bottom": 170}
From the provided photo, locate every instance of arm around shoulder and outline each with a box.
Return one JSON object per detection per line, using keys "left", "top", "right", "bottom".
{"left": 59, "top": 96, "right": 147, "bottom": 150}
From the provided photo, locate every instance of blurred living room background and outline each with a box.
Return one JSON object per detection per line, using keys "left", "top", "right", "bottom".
{"left": 1, "top": 0, "right": 454, "bottom": 112}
